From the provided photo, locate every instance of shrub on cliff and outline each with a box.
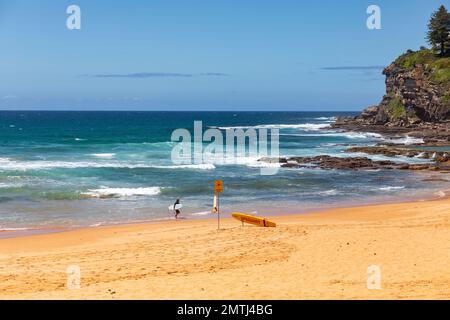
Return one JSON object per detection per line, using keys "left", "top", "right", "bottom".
{"left": 387, "top": 96, "right": 406, "bottom": 119}
{"left": 395, "top": 49, "right": 436, "bottom": 70}
{"left": 443, "top": 94, "right": 450, "bottom": 105}
{"left": 430, "top": 58, "right": 450, "bottom": 83}
{"left": 394, "top": 49, "right": 450, "bottom": 85}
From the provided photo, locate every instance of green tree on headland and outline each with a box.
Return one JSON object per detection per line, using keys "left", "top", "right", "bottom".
{"left": 427, "top": 5, "right": 450, "bottom": 56}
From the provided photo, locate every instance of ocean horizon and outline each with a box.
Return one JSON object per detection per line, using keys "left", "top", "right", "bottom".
{"left": 0, "top": 111, "right": 446, "bottom": 233}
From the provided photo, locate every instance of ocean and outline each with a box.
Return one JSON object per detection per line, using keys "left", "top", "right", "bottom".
{"left": 0, "top": 111, "right": 447, "bottom": 232}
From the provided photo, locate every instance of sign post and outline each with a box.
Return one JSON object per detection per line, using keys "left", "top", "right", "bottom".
{"left": 214, "top": 180, "right": 223, "bottom": 230}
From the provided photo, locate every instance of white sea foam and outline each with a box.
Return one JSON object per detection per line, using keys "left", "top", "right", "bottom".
{"left": 435, "top": 190, "right": 447, "bottom": 198}
{"left": 90, "top": 153, "right": 116, "bottom": 159}
{"left": 244, "top": 157, "right": 282, "bottom": 168}
{"left": 0, "top": 227, "right": 30, "bottom": 232}
{"left": 216, "top": 123, "right": 330, "bottom": 131}
{"left": 246, "top": 161, "right": 282, "bottom": 169}
{"left": 208, "top": 155, "right": 281, "bottom": 169}
{"left": 89, "top": 222, "right": 104, "bottom": 227}
{"left": 325, "top": 131, "right": 383, "bottom": 139}
{"left": 258, "top": 123, "right": 331, "bottom": 130}
{"left": 153, "top": 163, "right": 216, "bottom": 170}
{"left": 0, "top": 158, "right": 215, "bottom": 171}
{"left": 318, "top": 189, "right": 339, "bottom": 196}
{"left": 314, "top": 117, "right": 337, "bottom": 122}
{"left": 83, "top": 187, "right": 162, "bottom": 198}
{"left": 190, "top": 211, "right": 211, "bottom": 216}
{"left": 383, "top": 135, "right": 424, "bottom": 145}
{"left": 281, "top": 131, "right": 383, "bottom": 139}
{"left": 0, "top": 182, "right": 23, "bottom": 188}
{"left": 347, "top": 132, "right": 383, "bottom": 139}
{"left": 378, "top": 186, "right": 405, "bottom": 191}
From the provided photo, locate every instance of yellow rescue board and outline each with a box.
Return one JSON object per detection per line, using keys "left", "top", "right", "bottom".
{"left": 232, "top": 212, "right": 276, "bottom": 228}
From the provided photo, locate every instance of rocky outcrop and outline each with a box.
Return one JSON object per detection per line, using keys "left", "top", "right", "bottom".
{"left": 259, "top": 156, "right": 450, "bottom": 172}
{"left": 332, "top": 119, "right": 450, "bottom": 143}
{"left": 333, "top": 49, "right": 450, "bottom": 143}
{"left": 378, "top": 63, "right": 448, "bottom": 124}
{"left": 346, "top": 146, "right": 450, "bottom": 162}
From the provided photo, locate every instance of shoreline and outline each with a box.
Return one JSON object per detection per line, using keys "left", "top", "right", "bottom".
{"left": 1, "top": 186, "right": 448, "bottom": 240}
{"left": 1, "top": 195, "right": 450, "bottom": 299}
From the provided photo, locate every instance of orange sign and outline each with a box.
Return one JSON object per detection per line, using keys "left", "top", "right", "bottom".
{"left": 214, "top": 180, "right": 223, "bottom": 193}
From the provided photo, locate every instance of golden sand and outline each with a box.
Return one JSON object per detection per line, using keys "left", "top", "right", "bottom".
{"left": 1, "top": 197, "right": 450, "bottom": 299}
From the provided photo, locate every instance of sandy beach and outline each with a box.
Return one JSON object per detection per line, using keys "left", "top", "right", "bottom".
{"left": 0, "top": 197, "right": 450, "bottom": 300}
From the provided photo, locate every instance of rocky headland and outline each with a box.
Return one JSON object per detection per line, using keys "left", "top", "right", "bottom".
{"left": 260, "top": 49, "right": 450, "bottom": 172}
{"left": 332, "top": 49, "right": 450, "bottom": 145}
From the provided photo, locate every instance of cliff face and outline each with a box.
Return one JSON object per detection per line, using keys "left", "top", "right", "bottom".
{"left": 349, "top": 50, "right": 450, "bottom": 127}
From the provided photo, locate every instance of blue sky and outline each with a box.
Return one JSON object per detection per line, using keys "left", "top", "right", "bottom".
{"left": 0, "top": 0, "right": 447, "bottom": 110}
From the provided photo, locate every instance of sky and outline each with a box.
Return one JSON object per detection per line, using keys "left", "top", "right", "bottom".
{"left": 0, "top": 0, "right": 447, "bottom": 111}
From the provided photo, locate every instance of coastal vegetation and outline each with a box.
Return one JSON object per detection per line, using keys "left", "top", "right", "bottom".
{"left": 443, "top": 94, "right": 450, "bottom": 105}
{"left": 394, "top": 5, "right": 450, "bottom": 87}
{"left": 426, "top": 5, "right": 450, "bottom": 56}
{"left": 394, "top": 49, "right": 450, "bottom": 85}
{"left": 387, "top": 95, "right": 406, "bottom": 120}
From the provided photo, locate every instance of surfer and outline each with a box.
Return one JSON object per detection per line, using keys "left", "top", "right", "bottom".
{"left": 173, "top": 198, "right": 181, "bottom": 219}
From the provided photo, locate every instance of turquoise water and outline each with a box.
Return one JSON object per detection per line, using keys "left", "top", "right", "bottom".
{"left": 0, "top": 111, "right": 447, "bottom": 231}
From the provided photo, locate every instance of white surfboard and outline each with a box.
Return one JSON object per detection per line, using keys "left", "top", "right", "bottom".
{"left": 212, "top": 194, "right": 218, "bottom": 213}
{"left": 168, "top": 204, "right": 183, "bottom": 210}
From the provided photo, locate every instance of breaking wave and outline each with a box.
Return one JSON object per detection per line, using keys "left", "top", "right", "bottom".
{"left": 82, "top": 187, "right": 162, "bottom": 198}
{"left": 382, "top": 136, "right": 424, "bottom": 145}
{"left": 90, "top": 153, "right": 116, "bottom": 159}
{"left": 0, "top": 158, "right": 215, "bottom": 171}
{"left": 215, "top": 123, "right": 330, "bottom": 131}
{"left": 378, "top": 186, "right": 406, "bottom": 191}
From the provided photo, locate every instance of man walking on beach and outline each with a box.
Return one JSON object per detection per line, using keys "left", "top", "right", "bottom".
{"left": 173, "top": 198, "right": 181, "bottom": 219}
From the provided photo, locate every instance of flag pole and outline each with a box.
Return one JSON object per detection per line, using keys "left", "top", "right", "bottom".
{"left": 214, "top": 180, "right": 223, "bottom": 230}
